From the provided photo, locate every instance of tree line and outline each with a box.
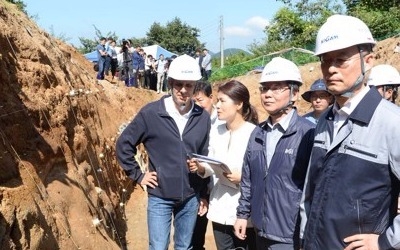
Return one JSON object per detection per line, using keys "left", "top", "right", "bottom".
{"left": 250, "top": 0, "right": 400, "bottom": 57}
{"left": 8, "top": 0, "right": 400, "bottom": 67}
{"left": 77, "top": 17, "right": 204, "bottom": 55}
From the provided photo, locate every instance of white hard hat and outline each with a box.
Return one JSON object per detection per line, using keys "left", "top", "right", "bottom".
{"left": 259, "top": 57, "right": 302, "bottom": 85}
{"left": 368, "top": 64, "right": 400, "bottom": 87}
{"left": 315, "top": 14, "right": 376, "bottom": 56}
{"left": 167, "top": 54, "right": 202, "bottom": 81}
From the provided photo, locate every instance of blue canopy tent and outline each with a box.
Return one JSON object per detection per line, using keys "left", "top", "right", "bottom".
{"left": 142, "top": 45, "right": 176, "bottom": 59}
{"left": 84, "top": 50, "right": 98, "bottom": 63}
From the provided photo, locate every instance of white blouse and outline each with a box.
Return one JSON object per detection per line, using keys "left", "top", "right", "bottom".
{"left": 202, "top": 121, "right": 256, "bottom": 226}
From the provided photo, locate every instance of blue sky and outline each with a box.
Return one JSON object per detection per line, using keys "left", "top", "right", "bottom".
{"left": 23, "top": 1, "right": 284, "bottom": 53}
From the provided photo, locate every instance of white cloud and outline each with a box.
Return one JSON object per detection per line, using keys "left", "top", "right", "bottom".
{"left": 224, "top": 26, "right": 253, "bottom": 37}
{"left": 245, "top": 16, "right": 270, "bottom": 30}
{"left": 224, "top": 16, "right": 270, "bottom": 38}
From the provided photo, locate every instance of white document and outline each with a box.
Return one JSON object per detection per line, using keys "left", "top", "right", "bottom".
{"left": 190, "top": 153, "right": 238, "bottom": 189}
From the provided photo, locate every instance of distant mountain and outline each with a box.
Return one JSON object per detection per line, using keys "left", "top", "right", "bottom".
{"left": 211, "top": 48, "right": 251, "bottom": 58}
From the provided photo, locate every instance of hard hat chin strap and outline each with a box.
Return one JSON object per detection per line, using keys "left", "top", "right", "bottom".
{"left": 339, "top": 73, "right": 365, "bottom": 98}
{"left": 338, "top": 49, "right": 367, "bottom": 98}
{"left": 269, "top": 85, "right": 295, "bottom": 116}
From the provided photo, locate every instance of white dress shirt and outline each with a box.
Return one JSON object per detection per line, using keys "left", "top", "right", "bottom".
{"left": 201, "top": 122, "right": 256, "bottom": 226}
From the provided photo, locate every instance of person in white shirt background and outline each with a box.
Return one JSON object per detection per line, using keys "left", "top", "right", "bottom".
{"left": 201, "top": 49, "right": 212, "bottom": 81}
{"left": 155, "top": 54, "right": 167, "bottom": 93}
{"left": 188, "top": 80, "right": 258, "bottom": 250}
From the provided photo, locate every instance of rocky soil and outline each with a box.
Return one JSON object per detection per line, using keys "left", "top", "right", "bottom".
{"left": 0, "top": 1, "right": 399, "bottom": 249}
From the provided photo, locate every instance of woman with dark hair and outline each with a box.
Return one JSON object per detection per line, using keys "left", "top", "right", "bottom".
{"left": 189, "top": 80, "right": 258, "bottom": 250}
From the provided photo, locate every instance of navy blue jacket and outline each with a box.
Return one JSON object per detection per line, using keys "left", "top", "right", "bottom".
{"left": 116, "top": 95, "right": 211, "bottom": 200}
{"left": 301, "top": 88, "right": 400, "bottom": 249}
{"left": 132, "top": 50, "right": 144, "bottom": 70}
{"left": 237, "top": 111, "right": 314, "bottom": 244}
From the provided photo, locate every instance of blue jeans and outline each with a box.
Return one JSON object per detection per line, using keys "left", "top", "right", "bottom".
{"left": 148, "top": 195, "right": 199, "bottom": 250}
{"left": 96, "top": 57, "right": 106, "bottom": 80}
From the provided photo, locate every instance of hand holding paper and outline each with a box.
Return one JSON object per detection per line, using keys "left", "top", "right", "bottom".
{"left": 223, "top": 170, "right": 241, "bottom": 185}
{"left": 189, "top": 153, "right": 238, "bottom": 189}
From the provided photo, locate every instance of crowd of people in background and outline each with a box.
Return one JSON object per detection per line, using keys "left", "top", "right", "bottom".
{"left": 95, "top": 37, "right": 212, "bottom": 92}
{"left": 113, "top": 13, "right": 400, "bottom": 250}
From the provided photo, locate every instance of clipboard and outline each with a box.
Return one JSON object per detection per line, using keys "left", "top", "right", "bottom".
{"left": 189, "top": 153, "right": 238, "bottom": 189}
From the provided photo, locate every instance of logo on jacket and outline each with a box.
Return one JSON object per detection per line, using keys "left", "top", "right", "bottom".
{"left": 285, "top": 148, "right": 294, "bottom": 154}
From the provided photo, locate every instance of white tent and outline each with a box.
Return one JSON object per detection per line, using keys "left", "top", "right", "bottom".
{"left": 142, "top": 45, "right": 176, "bottom": 59}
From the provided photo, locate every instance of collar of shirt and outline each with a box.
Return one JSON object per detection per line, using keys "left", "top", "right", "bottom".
{"left": 331, "top": 85, "right": 370, "bottom": 137}
{"left": 164, "top": 96, "right": 193, "bottom": 136}
{"left": 164, "top": 96, "right": 193, "bottom": 119}
{"left": 332, "top": 85, "right": 370, "bottom": 117}
{"left": 266, "top": 109, "right": 295, "bottom": 132}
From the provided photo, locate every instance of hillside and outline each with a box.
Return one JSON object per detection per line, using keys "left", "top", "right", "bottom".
{"left": 0, "top": 1, "right": 400, "bottom": 249}
{"left": 212, "top": 48, "right": 251, "bottom": 58}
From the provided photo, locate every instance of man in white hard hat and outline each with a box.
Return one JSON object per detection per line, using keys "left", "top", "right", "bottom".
{"left": 116, "top": 54, "right": 210, "bottom": 250}
{"left": 234, "top": 57, "right": 315, "bottom": 249}
{"left": 368, "top": 64, "right": 400, "bottom": 103}
{"left": 300, "top": 14, "right": 400, "bottom": 249}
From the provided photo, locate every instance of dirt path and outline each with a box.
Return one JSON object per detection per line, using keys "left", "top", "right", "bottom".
{"left": 125, "top": 186, "right": 216, "bottom": 250}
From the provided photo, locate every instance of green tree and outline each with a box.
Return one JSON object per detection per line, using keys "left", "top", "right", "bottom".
{"left": 130, "top": 37, "right": 151, "bottom": 47}
{"left": 147, "top": 22, "right": 165, "bottom": 45}
{"left": 146, "top": 17, "right": 202, "bottom": 54}
{"left": 6, "top": 0, "right": 26, "bottom": 13}
{"left": 267, "top": 8, "right": 306, "bottom": 46}
{"left": 342, "top": 0, "right": 400, "bottom": 39}
{"left": 276, "top": 0, "right": 400, "bottom": 41}
{"left": 343, "top": 0, "right": 400, "bottom": 11}
{"left": 78, "top": 25, "right": 118, "bottom": 54}
{"left": 250, "top": 0, "right": 342, "bottom": 56}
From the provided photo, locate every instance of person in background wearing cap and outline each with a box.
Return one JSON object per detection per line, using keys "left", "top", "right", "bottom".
{"left": 367, "top": 64, "right": 400, "bottom": 104}
{"left": 301, "top": 79, "right": 334, "bottom": 124}
{"left": 300, "top": 14, "right": 400, "bottom": 250}
{"left": 116, "top": 54, "right": 211, "bottom": 250}
{"left": 234, "top": 57, "right": 315, "bottom": 249}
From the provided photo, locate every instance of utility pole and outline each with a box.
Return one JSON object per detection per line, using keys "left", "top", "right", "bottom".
{"left": 220, "top": 15, "right": 224, "bottom": 68}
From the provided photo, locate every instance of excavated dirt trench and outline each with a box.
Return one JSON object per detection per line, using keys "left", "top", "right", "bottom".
{"left": 1, "top": 1, "right": 400, "bottom": 249}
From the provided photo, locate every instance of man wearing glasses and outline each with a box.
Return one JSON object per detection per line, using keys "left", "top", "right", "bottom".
{"left": 234, "top": 57, "right": 315, "bottom": 249}
{"left": 300, "top": 15, "right": 400, "bottom": 249}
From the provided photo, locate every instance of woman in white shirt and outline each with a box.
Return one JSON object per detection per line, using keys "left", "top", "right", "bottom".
{"left": 189, "top": 80, "right": 258, "bottom": 250}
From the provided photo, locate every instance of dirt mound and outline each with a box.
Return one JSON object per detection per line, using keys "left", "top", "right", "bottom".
{"left": 0, "top": 1, "right": 399, "bottom": 249}
{"left": 0, "top": 2, "right": 157, "bottom": 249}
{"left": 234, "top": 36, "right": 400, "bottom": 117}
